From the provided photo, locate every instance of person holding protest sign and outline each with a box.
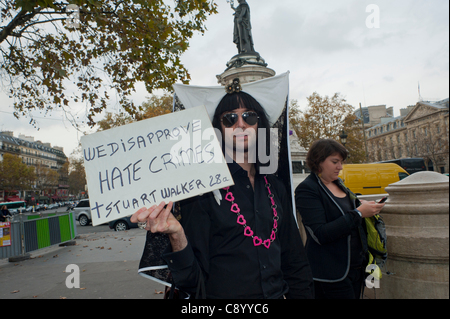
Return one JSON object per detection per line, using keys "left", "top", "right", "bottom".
{"left": 131, "top": 73, "right": 313, "bottom": 299}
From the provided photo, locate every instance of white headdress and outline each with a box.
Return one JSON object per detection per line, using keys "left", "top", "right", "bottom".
{"left": 173, "top": 72, "right": 290, "bottom": 126}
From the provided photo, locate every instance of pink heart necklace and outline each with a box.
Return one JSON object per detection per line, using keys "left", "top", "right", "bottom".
{"left": 223, "top": 176, "right": 279, "bottom": 249}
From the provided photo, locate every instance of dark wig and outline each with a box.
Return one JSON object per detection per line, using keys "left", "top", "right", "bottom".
{"left": 212, "top": 91, "right": 270, "bottom": 130}
{"left": 212, "top": 91, "right": 272, "bottom": 170}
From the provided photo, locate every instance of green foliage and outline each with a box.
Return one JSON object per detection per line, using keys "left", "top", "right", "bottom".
{"left": 0, "top": 0, "right": 218, "bottom": 127}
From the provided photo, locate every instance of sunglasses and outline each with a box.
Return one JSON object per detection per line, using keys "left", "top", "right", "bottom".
{"left": 221, "top": 111, "right": 259, "bottom": 128}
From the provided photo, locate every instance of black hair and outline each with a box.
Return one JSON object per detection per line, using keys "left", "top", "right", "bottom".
{"left": 212, "top": 91, "right": 270, "bottom": 129}
{"left": 212, "top": 91, "right": 272, "bottom": 170}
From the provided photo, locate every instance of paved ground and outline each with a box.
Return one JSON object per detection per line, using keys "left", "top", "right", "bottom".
{"left": 0, "top": 226, "right": 166, "bottom": 299}
{"left": 0, "top": 187, "right": 384, "bottom": 300}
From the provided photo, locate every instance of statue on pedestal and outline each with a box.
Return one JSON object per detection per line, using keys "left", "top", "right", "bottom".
{"left": 229, "top": 0, "right": 255, "bottom": 55}
{"left": 217, "top": 0, "right": 275, "bottom": 85}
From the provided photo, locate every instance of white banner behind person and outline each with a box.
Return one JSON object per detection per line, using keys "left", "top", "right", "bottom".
{"left": 81, "top": 106, "right": 233, "bottom": 226}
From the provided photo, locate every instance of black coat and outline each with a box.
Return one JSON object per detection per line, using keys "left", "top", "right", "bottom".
{"left": 0, "top": 208, "right": 11, "bottom": 222}
{"left": 163, "top": 163, "right": 314, "bottom": 299}
{"left": 295, "top": 173, "right": 367, "bottom": 282}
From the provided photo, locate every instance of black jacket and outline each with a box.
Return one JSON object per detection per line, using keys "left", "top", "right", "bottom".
{"left": 295, "top": 173, "right": 367, "bottom": 282}
{"left": 0, "top": 208, "right": 11, "bottom": 222}
{"left": 163, "top": 162, "right": 314, "bottom": 299}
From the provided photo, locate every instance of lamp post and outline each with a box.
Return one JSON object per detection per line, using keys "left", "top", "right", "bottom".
{"left": 358, "top": 103, "right": 369, "bottom": 162}
{"left": 340, "top": 130, "right": 348, "bottom": 147}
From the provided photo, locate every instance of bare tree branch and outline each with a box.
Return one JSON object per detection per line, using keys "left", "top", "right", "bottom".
{"left": 0, "top": 8, "right": 43, "bottom": 43}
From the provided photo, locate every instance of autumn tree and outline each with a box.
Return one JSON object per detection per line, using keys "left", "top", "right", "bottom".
{"left": 0, "top": 0, "right": 218, "bottom": 127}
{"left": 34, "top": 162, "right": 59, "bottom": 195}
{"left": 289, "top": 92, "right": 366, "bottom": 163}
{"left": 140, "top": 93, "right": 173, "bottom": 119}
{"left": 68, "top": 154, "right": 86, "bottom": 196}
{"left": 414, "top": 123, "right": 449, "bottom": 172}
{"left": 58, "top": 159, "right": 69, "bottom": 182}
{"left": 0, "top": 153, "right": 36, "bottom": 196}
{"left": 341, "top": 114, "right": 367, "bottom": 164}
{"left": 96, "top": 92, "right": 173, "bottom": 130}
{"left": 95, "top": 111, "right": 135, "bottom": 131}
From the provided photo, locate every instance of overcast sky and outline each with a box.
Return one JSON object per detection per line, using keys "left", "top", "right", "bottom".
{"left": 0, "top": 0, "right": 448, "bottom": 157}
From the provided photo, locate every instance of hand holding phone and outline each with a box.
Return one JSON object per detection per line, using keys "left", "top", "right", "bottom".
{"left": 378, "top": 196, "right": 388, "bottom": 204}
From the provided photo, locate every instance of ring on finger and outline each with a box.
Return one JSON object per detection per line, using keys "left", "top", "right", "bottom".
{"left": 138, "top": 221, "right": 147, "bottom": 230}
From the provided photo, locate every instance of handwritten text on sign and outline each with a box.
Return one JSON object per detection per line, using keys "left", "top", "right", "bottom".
{"left": 81, "top": 106, "right": 234, "bottom": 226}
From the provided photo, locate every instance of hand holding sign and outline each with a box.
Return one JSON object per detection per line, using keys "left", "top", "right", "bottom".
{"left": 130, "top": 201, "right": 188, "bottom": 252}
{"left": 131, "top": 201, "right": 176, "bottom": 233}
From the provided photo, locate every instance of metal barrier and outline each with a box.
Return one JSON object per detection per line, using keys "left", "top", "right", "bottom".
{"left": 0, "top": 221, "right": 22, "bottom": 260}
{"left": 0, "top": 211, "right": 77, "bottom": 261}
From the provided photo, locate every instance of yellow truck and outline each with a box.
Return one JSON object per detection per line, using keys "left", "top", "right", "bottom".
{"left": 338, "top": 163, "right": 409, "bottom": 195}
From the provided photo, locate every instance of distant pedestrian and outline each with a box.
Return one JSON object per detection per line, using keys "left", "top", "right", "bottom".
{"left": 0, "top": 205, "right": 12, "bottom": 222}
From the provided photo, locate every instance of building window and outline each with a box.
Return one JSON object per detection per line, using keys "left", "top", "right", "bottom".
{"left": 292, "top": 161, "right": 303, "bottom": 174}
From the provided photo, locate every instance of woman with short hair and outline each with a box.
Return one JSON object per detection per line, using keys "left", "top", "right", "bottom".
{"left": 295, "top": 139, "right": 385, "bottom": 299}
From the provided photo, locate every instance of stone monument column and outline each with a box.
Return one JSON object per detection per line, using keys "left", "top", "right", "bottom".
{"left": 379, "top": 171, "right": 449, "bottom": 299}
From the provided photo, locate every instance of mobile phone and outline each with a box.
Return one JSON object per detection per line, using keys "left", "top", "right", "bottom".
{"left": 378, "top": 196, "right": 388, "bottom": 204}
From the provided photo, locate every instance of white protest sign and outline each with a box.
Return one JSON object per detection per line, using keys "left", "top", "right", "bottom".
{"left": 81, "top": 106, "right": 234, "bottom": 226}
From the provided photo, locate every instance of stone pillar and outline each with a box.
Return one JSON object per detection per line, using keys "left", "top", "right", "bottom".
{"left": 380, "top": 171, "right": 449, "bottom": 299}
{"left": 216, "top": 54, "right": 276, "bottom": 86}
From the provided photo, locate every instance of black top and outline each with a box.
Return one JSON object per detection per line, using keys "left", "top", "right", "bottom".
{"left": 329, "top": 193, "right": 364, "bottom": 268}
{"left": 163, "top": 162, "right": 314, "bottom": 299}
{"left": 295, "top": 173, "right": 367, "bottom": 282}
{"left": 0, "top": 208, "right": 11, "bottom": 222}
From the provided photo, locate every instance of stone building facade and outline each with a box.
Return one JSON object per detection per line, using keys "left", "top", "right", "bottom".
{"left": 0, "top": 131, "right": 69, "bottom": 203}
{"left": 366, "top": 99, "right": 449, "bottom": 173}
